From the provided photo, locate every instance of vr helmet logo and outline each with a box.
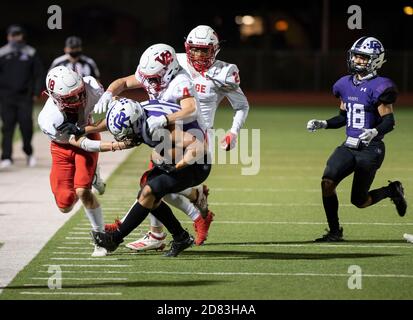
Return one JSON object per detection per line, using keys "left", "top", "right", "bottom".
{"left": 155, "top": 50, "right": 173, "bottom": 66}
{"left": 113, "top": 111, "right": 130, "bottom": 130}
{"left": 368, "top": 40, "right": 382, "bottom": 51}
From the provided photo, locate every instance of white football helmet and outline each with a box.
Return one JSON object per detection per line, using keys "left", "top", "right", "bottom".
{"left": 136, "top": 43, "right": 180, "bottom": 95}
{"left": 106, "top": 98, "right": 144, "bottom": 142}
{"left": 45, "top": 66, "right": 86, "bottom": 112}
{"left": 185, "top": 25, "right": 220, "bottom": 72}
{"left": 347, "top": 36, "right": 386, "bottom": 75}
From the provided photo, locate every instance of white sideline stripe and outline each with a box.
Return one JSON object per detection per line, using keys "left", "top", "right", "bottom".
{"left": 50, "top": 257, "right": 119, "bottom": 261}
{"left": 65, "top": 242, "right": 83, "bottom": 245}
{"left": 42, "top": 264, "right": 130, "bottom": 267}
{"left": 56, "top": 247, "right": 94, "bottom": 250}
{"left": 65, "top": 237, "right": 91, "bottom": 240}
{"left": 20, "top": 292, "right": 122, "bottom": 296}
{"left": 31, "top": 277, "right": 128, "bottom": 281}
{"left": 38, "top": 270, "right": 413, "bottom": 279}
{"left": 209, "top": 202, "right": 389, "bottom": 207}
{"left": 53, "top": 252, "right": 94, "bottom": 255}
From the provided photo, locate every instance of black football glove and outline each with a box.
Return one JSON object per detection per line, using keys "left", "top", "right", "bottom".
{"left": 56, "top": 122, "right": 85, "bottom": 137}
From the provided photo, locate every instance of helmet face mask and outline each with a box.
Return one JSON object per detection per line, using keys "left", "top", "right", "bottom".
{"left": 185, "top": 25, "right": 220, "bottom": 73}
{"left": 347, "top": 37, "right": 386, "bottom": 76}
{"left": 51, "top": 84, "right": 86, "bottom": 113}
{"left": 46, "top": 66, "right": 87, "bottom": 113}
{"left": 137, "top": 44, "right": 179, "bottom": 95}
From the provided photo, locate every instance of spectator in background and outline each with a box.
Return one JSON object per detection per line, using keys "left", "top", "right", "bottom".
{"left": 50, "top": 36, "right": 100, "bottom": 80}
{"left": 0, "top": 24, "right": 44, "bottom": 169}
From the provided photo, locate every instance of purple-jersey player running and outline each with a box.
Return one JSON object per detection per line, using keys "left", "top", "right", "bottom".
{"left": 306, "top": 36, "right": 407, "bottom": 242}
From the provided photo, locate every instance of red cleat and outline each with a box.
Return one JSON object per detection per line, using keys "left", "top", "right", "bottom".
{"left": 193, "top": 211, "right": 215, "bottom": 245}
{"left": 105, "top": 219, "right": 122, "bottom": 233}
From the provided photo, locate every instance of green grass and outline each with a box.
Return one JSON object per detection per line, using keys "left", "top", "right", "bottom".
{"left": 1, "top": 106, "right": 413, "bottom": 300}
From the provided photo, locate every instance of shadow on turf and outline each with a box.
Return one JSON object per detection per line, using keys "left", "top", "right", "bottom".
{"left": 206, "top": 239, "right": 408, "bottom": 245}
{"left": 171, "top": 250, "right": 397, "bottom": 260}
{"left": 1, "top": 279, "right": 227, "bottom": 290}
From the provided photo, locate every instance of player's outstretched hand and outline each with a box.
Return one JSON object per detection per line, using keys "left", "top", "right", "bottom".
{"left": 358, "top": 128, "right": 378, "bottom": 145}
{"left": 220, "top": 132, "right": 237, "bottom": 151}
{"left": 94, "top": 91, "right": 113, "bottom": 114}
{"left": 307, "top": 119, "right": 327, "bottom": 132}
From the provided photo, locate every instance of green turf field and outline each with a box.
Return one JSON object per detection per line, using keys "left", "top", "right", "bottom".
{"left": 1, "top": 106, "right": 413, "bottom": 300}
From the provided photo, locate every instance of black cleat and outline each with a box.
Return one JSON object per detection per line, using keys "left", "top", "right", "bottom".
{"left": 90, "top": 230, "right": 123, "bottom": 252}
{"left": 315, "top": 227, "right": 344, "bottom": 242}
{"left": 164, "top": 233, "right": 194, "bottom": 257}
{"left": 388, "top": 180, "right": 407, "bottom": 217}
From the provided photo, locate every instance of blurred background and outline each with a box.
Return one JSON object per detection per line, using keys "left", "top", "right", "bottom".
{"left": 1, "top": 0, "right": 413, "bottom": 103}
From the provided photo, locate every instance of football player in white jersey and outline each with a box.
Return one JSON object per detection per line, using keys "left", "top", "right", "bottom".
{"left": 38, "top": 66, "right": 107, "bottom": 257}
{"left": 177, "top": 25, "right": 250, "bottom": 152}
{"left": 94, "top": 43, "right": 214, "bottom": 249}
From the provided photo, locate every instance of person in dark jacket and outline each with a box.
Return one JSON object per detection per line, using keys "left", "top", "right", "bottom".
{"left": 0, "top": 24, "right": 44, "bottom": 168}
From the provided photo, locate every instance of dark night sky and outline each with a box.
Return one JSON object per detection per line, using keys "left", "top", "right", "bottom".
{"left": 1, "top": 0, "right": 412, "bottom": 91}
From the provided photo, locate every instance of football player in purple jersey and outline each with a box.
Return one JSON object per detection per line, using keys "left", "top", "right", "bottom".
{"left": 307, "top": 36, "right": 407, "bottom": 242}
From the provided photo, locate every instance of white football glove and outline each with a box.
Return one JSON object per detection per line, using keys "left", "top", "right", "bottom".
{"left": 147, "top": 115, "right": 168, "bottom": 135}
{"left": 307, "top": 119, "right": 327, "bottom": 132}
{"left": 358, "top": 128, "right": 378, "bottom": 145}
{"left": 94, "top": 91, "right": 113, "bottom": 114}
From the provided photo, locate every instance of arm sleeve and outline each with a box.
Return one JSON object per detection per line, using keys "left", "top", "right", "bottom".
{"left": 326, "top": 109, "right": 347, "bottom": 129}
{"left": 224, "top": 87, "right": 250, "bottom": 134}
{"left": 376, "top": 113, "right": 395, "bottom": 135}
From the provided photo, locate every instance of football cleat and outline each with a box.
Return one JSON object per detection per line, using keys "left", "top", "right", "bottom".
{"left": 192, "top": 184, "right": 209, "bottom": 218}
{"left": 193, "top": 211, "right": 215, "bottom": 245}
{"left": 164, "top": 232, "right": 194, "bottom": 257}
{"left": 92, "top": 165, "right": 106, "bottom": 195}
{"left": 388, "top": 180, "right": 407, "bottom": 217}
{"left": 403, "top": 233, "right": 413, "bottom": 243}
{"left": 90, "top": 230, "right": 122, "bottom": 252}
{"left": 315, "top": 227, "right": 344, "bottom": 242}
{"left": 91, "top": 244, "right": 108, "bottom": 257}
{"left": 125, "top": 232, "right": 166, "bottom": 251}
{"left": 105, "top": 219, "right": 122, "bottom": 233}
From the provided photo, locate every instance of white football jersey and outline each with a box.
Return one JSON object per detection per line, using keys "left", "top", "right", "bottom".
{"left": 38, "top": 76, "right": 104, "bottom": 144}
{"left": 134, "top": 67, "right": 206, "bottom": 130}
{"left": 177, "top": 53, "right": 249, "bottom": 133}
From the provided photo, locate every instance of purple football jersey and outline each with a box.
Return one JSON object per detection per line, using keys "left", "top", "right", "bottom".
{"left": 139, "top": 99, "right": 203, "bottom": 147}
{"left": 332, "top": 75, "right": 396, "bottom": 140}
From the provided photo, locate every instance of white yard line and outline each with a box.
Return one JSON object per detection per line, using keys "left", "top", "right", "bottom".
{"left": 0, "top": 132, "right": 134, "bottom": 294}
{"left": 37, "top": 269, "right": 413, "bottom": 279}
{"left": 42, "top": 264, "right": 131, "bottom": 268}
{"left": 30, "top": 277, "right": 128, "bottom": 281}
{"left": 20, "top": 291, "right": 122, "bottom": 296}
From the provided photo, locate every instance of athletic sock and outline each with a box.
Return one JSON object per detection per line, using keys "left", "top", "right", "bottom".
{"left": 322, "top": 194, "right": 340, "bottom": 232}
{"left": 368, "top": 186, "right": 392, "bottom": 205}
{"left": 150, "top": 201, "right": 185, "bottom": 237}
{"left": 164, "top": 193, "right": 201, "bottom": 221}
{"left": 84, "top": 206, "right": 104, "bottom": 232}
{"left": 114, "top": 202, "right": 150, "bottom": 242}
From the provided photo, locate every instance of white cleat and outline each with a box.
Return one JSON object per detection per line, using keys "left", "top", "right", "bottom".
{"left": 125, "top": 232, "right": 166, "bottom": 251}
{"left": 0, "top": 159, "right": 13, "bottom": 169}
{"left": 92, "top": 165, "right": 106, "bottom": 195}
{"left": 27, "top": 155, "right": 37, "bottom": 167}
{"left": 403, "top": 233, "right": 413, "bottom": 243}
{"left": 92, "top": 245, "right": 108, "bottom": 257}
